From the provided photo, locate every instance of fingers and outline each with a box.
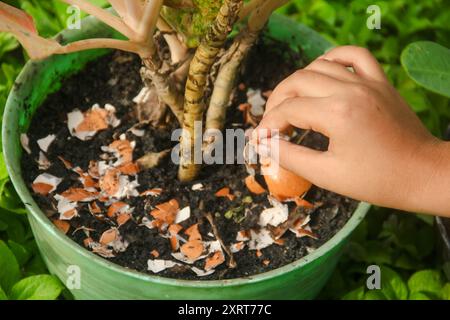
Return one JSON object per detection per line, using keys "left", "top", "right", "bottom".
{"left": 257, "top": 96, "right": 332, "bottom": 136}
{"left": 322, "top": 46, "right": 387, "bottom": 82}
{"left": 305, "top": 58, "right": 357, "bottom": 81}
{"left": 259, "top": 138, "right": 328, "bottom": 183}
{"left": 265, "top": 69, "right": 344, "bottom": 112}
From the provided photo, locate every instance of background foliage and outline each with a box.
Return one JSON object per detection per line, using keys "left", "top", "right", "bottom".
{"left": 0, "top": 0, "right": 449, "bottom": 299}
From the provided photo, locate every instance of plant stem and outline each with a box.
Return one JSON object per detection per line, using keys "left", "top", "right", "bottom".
{"left": 205, "top": 30, "right": 258, "bottom": 132}
{"left": 56, "top": 38, "right": 151, "bottom": 57}
{"left": 62, "top": 0, "right": 136, "bottom": 40}
{"left": 157, "top": 17, "right": 188, "bottom": 64}
{"left": 178, "top": 0, "right": 243, "bottom": 182}
{"left": 141, "top": 53, "right": 185, "bottom": 125}
{"left": 205, "top": 0, "right": 288, "bottom": 133}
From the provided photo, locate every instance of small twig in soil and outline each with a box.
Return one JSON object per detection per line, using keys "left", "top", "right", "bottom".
{"left": 205, "top": 212, "right": 237, "bottom": 269}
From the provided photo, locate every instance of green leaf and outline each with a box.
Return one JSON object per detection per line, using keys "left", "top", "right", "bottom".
{"left": 401, "top": 41, "right": 450, "bottom": 98}
{"left": 0, "top": 285, "right": 7, "bottom": 300}
{"left": 0, "top": 32, "right": 18, "bottom": 60}
{"left": 8, "top": 240, "right": 31, "bottom": 267}
{"left": 379, "top": 266, "right": 408, "bottom": 300}
{"left": 9, "top": 275, "right": 63, "bottom": 300}
{"left": 442, "top": 283, "right": 450, "bottom": 300}
{"left": 342, "top": 286, "right": 365, "bottom": 300}
{"left": 0, "top": 240, "right": 21, "bottom": 293}
{"left": 407, "top": 270, "right": 443, "bottom": 298}
{"left": 364, "top": 290, "right": 386, "bottom": 300}
{"left": 409, "top": 291, "right": 432, "bottom": 300}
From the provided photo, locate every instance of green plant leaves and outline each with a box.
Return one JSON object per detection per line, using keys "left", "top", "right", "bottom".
{"left": 401, "top": 41, "right": 450, "bottom": 98}
{"left": 0, "top": 240, "right": 21, "bottom": 293}
{"left": 407, "top": 270, "right": 444, "bottom": 299}
{"left": 0, "top": 286, "right": 7, "bottom": 300}
{"left": 9, "top": 275, "right": 63, "bottom": 300}
{"left": 379, "top": 266, "right": 409, "bottom": 300}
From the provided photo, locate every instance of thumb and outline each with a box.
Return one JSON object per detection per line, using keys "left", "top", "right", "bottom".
{"left": 258, "top": 137, "right": 329, "bottom": 183}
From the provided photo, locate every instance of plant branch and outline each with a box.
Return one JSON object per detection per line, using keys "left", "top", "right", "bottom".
{"left": 205, "top": 30, "right": 258, "bottom": 132}
{"left": 141, "top": 52, "right": 185, "bottom": 125}
{"left": 248, "top": 0, "right": 289, "bottom": 31}
{"left": 205, "top": 0, "right": 287, "bottom": 134}
{"left": 238, "top": 0, "right": 266, "bottom": 21}
{"left": 61, "top": 0, "right": 136, "bottom": 40}
{"left": 178, "top": 0, "right": 243, "bottom": 182}
{"left": 157, "top": 17, "right": 188, "bottom": 64}
{"left": 56, "top": 38, "right": 151, "bottom": 57}
{"left": 138, "top": 0, "right": 164, "bottom": 44}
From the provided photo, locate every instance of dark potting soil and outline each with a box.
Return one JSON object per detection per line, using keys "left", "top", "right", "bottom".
{"left": 21, "top": 38, "right": 358, "bottom": 280}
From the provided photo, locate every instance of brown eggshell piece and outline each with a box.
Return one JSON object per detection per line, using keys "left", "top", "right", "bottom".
{"left": 263, "top": 162, "right": 312, "bottom": 202}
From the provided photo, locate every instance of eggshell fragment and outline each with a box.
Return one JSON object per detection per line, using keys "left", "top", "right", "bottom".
{"left": 32, "top": 173, "right": 62, "bottom": 195}
{"left": 53, "top": 219, "right": 70, "bottom": 234}
{"left": 147, "top": 259, "right": 180, "bottom": 273}
{"left": 180, "top": 240, "right": 204, "bottom": 260}
{"left": 215, "top": 187, "right": 235, "bottom": 201}
{"left": 37, "top": 134, "right": 55, "bottom": 152}
{"left": 244, "top": 176, "right": 266, "bottom": 194}
{"left": 150, "top": 199, "right": 179, "bottom": 225}
{"left": 204, "top": 251, "right": 225, "bottom": 271}
{"left": 262, "top": 162, "right": 312, "bottom": 202}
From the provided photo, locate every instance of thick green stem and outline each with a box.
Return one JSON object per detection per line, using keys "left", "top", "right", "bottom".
{"left": 178, "top": 0, "right": 243, "bottom": 182}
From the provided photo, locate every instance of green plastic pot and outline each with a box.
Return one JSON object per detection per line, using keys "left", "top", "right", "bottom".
{"left": 2, "top": 13, "right": 370, "bottom": 300}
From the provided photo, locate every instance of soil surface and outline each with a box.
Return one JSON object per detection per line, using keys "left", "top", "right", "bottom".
{"left": 21, "top": 38, "right": 358, "bottom": 280}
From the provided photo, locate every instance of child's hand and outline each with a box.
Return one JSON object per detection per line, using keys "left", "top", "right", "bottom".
{"left": 256, "top": 46, "right": 450, "bottom": 216}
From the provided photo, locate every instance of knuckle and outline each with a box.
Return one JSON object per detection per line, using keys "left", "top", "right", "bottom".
{"left": 331, "top": 97, "right": 353, "bottom": 119}
{"left": 350, "top": 83, "right": 372, "bottom": 100}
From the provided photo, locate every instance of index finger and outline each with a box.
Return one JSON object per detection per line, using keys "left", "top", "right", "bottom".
{"left": 322, "top": 46, "right": 388, "bottom": 82}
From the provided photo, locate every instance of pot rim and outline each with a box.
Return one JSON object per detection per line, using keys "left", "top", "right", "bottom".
{"left": 2, "top": 13, "right": 370, "bottom": 288}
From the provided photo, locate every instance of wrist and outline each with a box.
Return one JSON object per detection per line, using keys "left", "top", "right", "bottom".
{"left": 412, "top": 138, "right": 450, "bottom": 216}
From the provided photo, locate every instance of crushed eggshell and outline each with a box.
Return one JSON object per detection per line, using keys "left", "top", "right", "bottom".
{"left": 37, "top": 151, "right": 51, "bottom": 170}
{"left": 245, "top": 176, "right": 265, "bottom": 194}
{"left": 204, "top": 251, "right": 225, "bottom": 271}
{"left": 248, "top": 228, "right": 274, "bottom": 250}
{"left": 60, "top": 187, "right": 98, "bottom": 202}
{"left": 20, "top": 133, "right": 31, "bottom": 154}
{"left": 37, "top": 134, "right": 56, "bottom": 152}
{"left": 191, "top": 266, "right": 215, "bottom": 277}
{"left": 140, "top": 188, "right": 162, "bottom": 196}
{"left": 258, "top": 202, "right": 288, "bottom": 227}
{"left": 185, "top": 223, "right": 202, "bottom": 241}
{"left": 53, "top": 219, "right": 70, "bottom": 234}
{"left": 180, "top": 240, "right": 204, "bottom": 261}
{"left": 174, "top": 206, "right": 190, "bottom": 224}
{"left": 215, "top": 187, "right": 235, "bottom": 201}
{"left": 32, "top": 173, "right": 62, "bottom": 195}
{"left": 99, "top": 228, "right": 119, "bottom": 245}
{"left": 230, "top": 241, "right": 245, "bottom": 253}
{"left": 147, "top": 259, "right": 181, "bottom": 273}
{"left": 191, "top": 183, "right": 204, "bottom": 191}
{"left": 67, "top": 104, "right": 120, "bottom": 141}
